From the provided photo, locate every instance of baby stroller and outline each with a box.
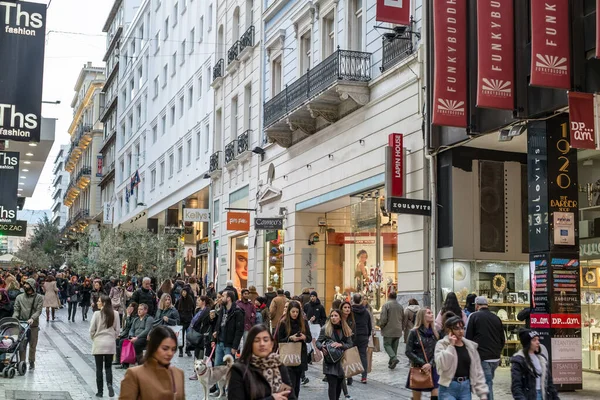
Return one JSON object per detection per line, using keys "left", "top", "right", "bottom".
{"left": 0, "top": 317, "right": 29, "bottom": 378}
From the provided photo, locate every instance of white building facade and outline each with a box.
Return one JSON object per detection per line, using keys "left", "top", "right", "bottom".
{"left": 51, "top": 145, "right": 70, "bottom": 228}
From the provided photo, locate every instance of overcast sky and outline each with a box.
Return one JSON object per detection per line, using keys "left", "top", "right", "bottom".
{"left": 25, "top": 0, "right": 112, "bottom": 210}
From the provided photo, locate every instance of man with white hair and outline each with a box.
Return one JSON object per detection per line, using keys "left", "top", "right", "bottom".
{"left": 223, "top": 279, "right": 238, "bottom": 302}
{"left": 131, "top": 277, "right": 157, "bottom": 317}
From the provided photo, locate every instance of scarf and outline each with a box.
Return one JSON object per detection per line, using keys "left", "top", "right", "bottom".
{"left": 250, "top": 353, "right": 283, "bottom": 394}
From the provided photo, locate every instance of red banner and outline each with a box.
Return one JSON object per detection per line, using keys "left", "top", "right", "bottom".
{"left": 530, "top": 0, "right": 571, "bottom": 89}
{"left": 530, "top": 313, "right": 550, "bottom": 328}
{"left": 432, "top": 0, "right": 468, "bottom": 128}
{"left": 386, "top": 133, "right": 403, "bottom": 197}
{"left": 476, "top": 0, "right": 515, "bottom": 110}
{"left": 568, "top": 92, "right": 596, "bottom": 149}
{"left": 551, "top": 313, "right": 581, "bottom": 329}
{"left": 376, "top": 0, "right": 411, "bottom": 25}
{"left": 226, "top": 212, "right": 250, "bottom": 231}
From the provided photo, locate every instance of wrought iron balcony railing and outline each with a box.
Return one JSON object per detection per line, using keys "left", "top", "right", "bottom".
{"left": 73, "top": 208, "right": 90, "bottom": 222}
{"left": 239, "top": 26, "right": 255, "bottom": 53}
{"left": 264, "top": 49, "right": 372, "bottom": 128}
{"left": 209, "top": 151, "right": 222, "bottom": 173}
{"left": 237, "top": 130, "right": 250, "bottom": 155}
{"left": 227, "top": 41, "right": 240, "bottom": 65}
{"left": 380, "top": 33, "right": 414, "bottom": 72}
{"left": 213, "top": 59, "right": 224, "bottom": 81}
{"left": 224, "top": 141, "right": 236, "bottom": 164}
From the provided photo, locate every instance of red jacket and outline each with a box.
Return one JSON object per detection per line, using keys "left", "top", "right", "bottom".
{"left": 236, "top": 299, "right": 256, "bottom": 331}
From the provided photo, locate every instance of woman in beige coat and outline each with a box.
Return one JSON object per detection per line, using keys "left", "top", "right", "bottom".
{"left": 119, "top": 326, "right": 185, "bottom": 400}
{"left": 42, "top": 275, "right": 60, "bottom": 321}
{"left": 90, "top": 295, "right": 120, "bottom": 398}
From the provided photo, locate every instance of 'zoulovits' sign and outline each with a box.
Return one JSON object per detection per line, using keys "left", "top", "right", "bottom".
{"left": 0, "top": 220, "right": 26, "bottom": 237}
{"left": 255, "top": 218, "right": 284, "bottom": 230}
{"left": 388, "top": 197, "right": 432, "bottom": 216}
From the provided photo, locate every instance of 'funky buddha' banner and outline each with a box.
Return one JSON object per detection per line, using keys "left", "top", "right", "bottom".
{"left": 476, "top": 0, "right": 515, "bottom": 110}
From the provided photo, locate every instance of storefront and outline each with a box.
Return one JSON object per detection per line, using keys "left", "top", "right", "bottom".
{"left": 264, "top": 230, "right": 284, "bottom": 289}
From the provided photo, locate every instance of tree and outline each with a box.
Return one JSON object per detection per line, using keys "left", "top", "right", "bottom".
{"left": 16, "top": 215, "right": 65, "bottom": 269}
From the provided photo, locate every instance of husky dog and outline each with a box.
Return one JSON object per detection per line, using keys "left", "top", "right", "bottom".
{"left": 194, "top": 354, "right": 234, "bottom": 398}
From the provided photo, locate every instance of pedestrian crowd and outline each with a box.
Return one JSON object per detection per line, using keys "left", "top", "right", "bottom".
{"left": 0, "top": 267, "right": 560, "bottom": 400}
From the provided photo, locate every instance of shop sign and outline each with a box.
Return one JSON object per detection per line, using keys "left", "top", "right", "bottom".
{"left": 376, "top": 0, "right": 411, "bottom": 26}
{"left": 552, "top": 212, "right": 575, "bottom": 246}
{"left": 530, "top": 253, "right": 550, "bottom": 314}
{"left": 385, "top": 133, "right": 403, "bottom": 198}
{"left": 567, "top": 92, "right": 596, "bottom": 149}
{"left": 530, "top": 314, "right": 550, "bottom": 329}
{"left": 197, "top": 238, "right": 209, "bottom": 255}
{"left": 226, "top": 212, "right": 250, "bottom": 231}
{"left": 0, "top": 1, "right": 46, "bottom": 142}
{"left": 0, "top": 151, "right": 19, "bottom": 223}
{"left": 476, "top": 0, "right": 515, "bottom": 110}
{"left": 255, "top": 218, "right": 283, "bottom": 230}
{"left": 580, "top": 239, "right": 600, "bottom": 257}
{"left": 183, "top": 208, "right": 210, "bottom": 222}
{"left": 389, "top": 197, "right": 431, "bottom": 216}
{"left": 527, "top": 123, "right": 549, "bottom": 252}
{"left": 529, "top": 0, "right": 571, "bottom": 89}
{"left": 301, "top": 248, "right": 317, "bottom": 288}
{"left": 551, "top": 337, "right": 583, "bottom": 385}
{"left": 96, "top": 155, "right": 103, "bottom": 177}
{"left": 432, "top": 0, "right": 468, "bottom": 128}
{"left": 0, "top": 220, "right": 26, "bottom": 237}
{"left": 103, "top": 202, "right": 112, "bottom": 224}
{"left": 551, "top": 257, "right": 581, "bottom": 314}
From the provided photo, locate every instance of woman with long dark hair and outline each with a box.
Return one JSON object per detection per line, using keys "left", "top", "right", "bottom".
{"left": 67, "top": 276, "right": 81, "bottom": 322}
{"left": 510, "top": 329, "right": 559, "bottom": 400}
{"left": 405, "top": 308, "right": 440, "bottom": 400}
{"left": 277, "top": 300, "right": 312, "bottom": 398}
{"left": 80, "top": 278, "right": 93, "bottom": 321}
{"left": 339, "top": 300, "right": 355, "bottom": 395}
{"left": 115, "top": 302, "right": 138, "bottom": 366}
{"left": 227, "top": 324, "right": 295, "bottom": 400}
{"left": 175, "top": 285, "right": 195, "bottom": 357}
{"left": 91, "top": 279, "right": 105, "bottom": 313}
{"left": 119, "top": 326, "right": 185, "bottom": 399}
{"left": 464, "top": 294, "right": 477, "bottom": 317}
{"left": 90, "top": 295, "right": 120, "bottom": 397}
{"left": 435, "top": 292, "right": 467, "bottom": 331}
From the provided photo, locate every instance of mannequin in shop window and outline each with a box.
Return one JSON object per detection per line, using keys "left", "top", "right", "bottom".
{"left": 355, "top": 250, "right": 370, "bottom": 292}
{"left": 333, "top": 286, "right": 345, "bottom": 303}
{"left": 184, "top": 248, "right": 196, "bottom": 278}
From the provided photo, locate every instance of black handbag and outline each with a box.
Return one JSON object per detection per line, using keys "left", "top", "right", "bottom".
{"left": 324, "top": 340, "right": 344, "bottom": 364}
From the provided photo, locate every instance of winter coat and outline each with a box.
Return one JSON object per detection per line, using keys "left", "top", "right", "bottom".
{"left": 206, "top": 287, "right": 217, "bottom": 300}
{"left": 465, "top": 308, "right": 505, "bottom": 361}
{"left": 128, "top": 315, "right": 154, "bottom": 338}
{"left": 405, "top": 326, "right": 439, "bottom": 367}
{"left": 300, "top": 292, "right": 311, "bottom": 307}
{"left": 351, "top": 304, "right": 372, "bottom": 341}
{"left": 67, "top": 282, "right": 82, "bottom": 303}
{"left": 303, "top": 299, "right": 327, "bottom": 327}
{"left": 517, "top": 308, "right": 531, "bottom": 329}
{"left": 316, "top": 325, "right": 354, "bottom": 377}
{"left": 510, "top": 345, "right": 559, "bottom": 400}
{"left": 109, "top": 286, "right": 126, "bottom": 313}
{"left": 80, "top": 285, "right": 92, "bottom": 306}
{"left": 379, "top": 299, "right": 404, "bottom": 338}
{"left": 237, "top": 299, "right": 256, "bottom": 331}
{"left": 153, "top": 306, "right": 180, "bottom": 327}
{"left": 175, "top": 295, "right": 195, "bottom": 326}
{"left": 256, "top": 304, "right": 270, "bottom": 328}
{"left": 227, "top": 362, "right": 297, "bottom": 400}
{"left": 120, "top": 313, "right": 136, "bottom": 338}
{"left": 191, "top": 307, "right": 211, "bottom": 348}
{"left": 89, "top": 310, "right": 120, "bottom": 354}
{"left": 269, "top": 295, "right": 287, "bottom": 326}
{"left": 42, "top": 281, "right": 61, "bottom": 308}
{"left": 131, "top": 287, "right": 157, "bottom": 317}
{"left": 277, "top": 317, "right": 312, "bottom": 372}
{"left": 434, "top": 336, "right": 489, "bottom": 398}
{"left": 202, "top": 315, "right": 218, "bottom": 355}
{"left": 12, "top": 287, "right": 43, "bottom": 327}
{"left": 223, "top": 285, "right": 239, "bottom": 302}
{"left": 214, "top": 303, "right": 245, "bottom": 350}
{"left": 265, "top": 291, "right": 276, "bottom": 308}
{"left": 90, "top": 289, "right": 104, "bottom": 312}
{"left": 120, "top": 358, "right": 185, "bottom": 400}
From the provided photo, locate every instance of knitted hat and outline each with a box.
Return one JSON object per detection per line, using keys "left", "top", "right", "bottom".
{"left": 519, "top": 329, "right": 539, "bottom": 348}
{"left": 310, "top": 291, "right": 318, "bottom": 297}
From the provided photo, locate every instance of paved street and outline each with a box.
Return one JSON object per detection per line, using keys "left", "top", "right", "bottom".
{"left": 1, "top": 307, "right": 599, "bottom": 399}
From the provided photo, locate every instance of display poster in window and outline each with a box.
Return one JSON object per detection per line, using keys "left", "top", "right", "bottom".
{"left": 551, "top": 337, "right": 583, "bottom": 385}
{"left": 232, "top": 236, "right": 248, "bottom": 291}
{"left": 183, "top": 245, "right": 196, "bottom": 277}
{"left": 530, "top": 253, "right": 550, "bottom": 325}
{"left": 553, "top": 212, "right": 575, "bottom": 246}
{"left": 550, "top": 257, "right": 581, "bottom": 321}
{"left": 301, "top": 248, "right": 317, "bottom": 289}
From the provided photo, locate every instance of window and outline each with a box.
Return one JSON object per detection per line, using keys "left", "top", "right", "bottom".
{"left": 179, "top": 96, "right": 184, "bottom": 117}
{"left": 349, "top": 0, "right": 363, "bottom": 51}
{"left": 155, "top": 0, "right": 161, "bottom": 11}
{"left": 198, "top": 75, "right": 203, "bottom": 99}
{"left": 322, "top": 11, "right": 335, "bottom": 58}
{"left": 130, "top": 78, "right": 135, "bottom": 99}
{"left": 162, "top": 65, "right": 168, "bottom": 87}
{"left": 189, "top": 28, "right": 195, "bottom": 53}
{"left": 177, "top": 147, "right": 183, "bottom": 171}
{"left": 199, "top": 17, "right": 204, "bottom": 42}
{"left": 299, "top": 31, "right": 311, "bottom": 74}
{"left": 180, "top": 40, "right": 186, "bottom": 64}
{"left": 138, "top": 65, "right": 143, "bottom": 88}
{"left": 245, "top": 0, "right": 253, "bottom": 29}
{"left": 160, "top": 161, "right": 165, "bottom": 184}
{"left": 272, "top": 56, "right": 282, "bottom": 96}
{"left": 128, "top": 114, "right": 133, "bottom": 138}
{"left": 173, "top": 3, "right": 178, "bottom": 26}
{"left": 206, "top": 65, "right": 211, "bottom": 91}
{"left": 196, "top": 131, "right": 201, "bottom": 158}
{"left": 153, "top": 77, "right": 159, "bottom": 98}
{"left": 169, "top": 154, "right": 174, "bottom": 177}
{"left": 119, "top": 160, "right": 124, "bottom": 182}
{"left": 138, "top": 24, "right": 144, "bottom": 41}
{"left": 171, "top": 52, "right": 177, "bottom": 76}
{"left": 161, "top": 115, "right": 166, "bottom": 135}
{"left": 182, "top": 0, "right": 187, "bottom": 13}
{"left": 134, "top": 143, "right": 140, "bottom": 169}
{"left": 188, "top": 87, "right": 193, "bottom": 108}
{"left": 213, "top": 199, "right": 220, "bottom": 223}
{"left": 244, "top": 84, "right": 252, "bottom": 131}
{"left": 136, "top": 104, "right": 141, "bottom": 129}
{"left": 186, "top": 139, "right": 192, "bottom": 165}
{"left": 152, "top": 124, "right": 157, "bottom": 143}
{"left": 131, "top": 39, "right": 136, "bottom": 56}
{"left": 164, "top": 18, "right": 169, "bottom": 39}
{"left": 204, "top": 123, "right": 210, "bottom": 153}
{"left": 208, "top": 5, "right": 213, "bottom": 31}
{"left": 154, "top": 31, "right": 160, "bottom": 54}
{"left": 126, "top": 153, "right": 132, "bottom": 177}
{"left": 231, "top": 96, "right": 238, "bottom": 140}
{"left": 170, "top": 105, "right": 176, "bottom": 126}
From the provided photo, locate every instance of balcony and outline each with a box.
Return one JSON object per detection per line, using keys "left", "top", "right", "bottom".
{"left": 63, "top": 166, "right": 92, "bottom": 207}
{"left": 224, "top": 141, "right": 236, "bottom": 165}
{"left": 238, "top": 26, "right": 255, "bottom": 61}
{"left": 227, "top": 41, "right": 240, "bottom": 68}
{"left": 264, "top": 49, "right": 372, "bottom": 148}
{"left": 380, "top": 33, "right": 414, "bottom": 72}
{"left": 208, "top": 151, "right": 222, "bottom": 178}
{"left": 237, "top": 130, "right": 251, "bottom": 159}
{"left": 100, "top": 161, "right": 116, "bottom": 188}
{"left": 65, "top": 124, "right": 93, "bottom": 172}
{"left": 212, "top": 59, "right": 224, "bottom": 88}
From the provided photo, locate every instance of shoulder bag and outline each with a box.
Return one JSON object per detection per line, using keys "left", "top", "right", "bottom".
{"left": 408, "top": 330, "right": 434, "bottom": 390}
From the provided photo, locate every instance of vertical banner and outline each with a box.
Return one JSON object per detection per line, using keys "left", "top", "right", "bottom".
{"left": 530, "top": 0, "right": 571, "bottom": 89}
{"left": 96, "top": 155, "right": 103, "bottom": 177}
{"left": 301, "top": 248, "right": 318, "bottom": 289}
{"left": 568, "top": 92, "right": 596, "bottom": 149}
{"left": 527, "top": 122, "right": 549, "bottom": 253}
{"left": 0, "top": 151, "right": 19, "bottom": 223}
{"left": 476, "top": 0, "right": 515, "bottom": 110}
{"left": 432, "top": 0, "right": 468, "bottom": 127}
{"left": 385, "top": 133, "right": 404, "bottom": 199}
{"left": 0, "top": 2, "right": 46, "bottom": 142}
{"left": 376, "top": 0, "right": 411, "bottom": 25}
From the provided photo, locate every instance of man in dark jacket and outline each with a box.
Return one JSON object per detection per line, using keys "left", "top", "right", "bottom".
{"left": 236, "top": 288, "right": 256, "bottom": 341}
{"left": 130, "top": 277, "right": 157, "bottom": 317}
{"left": 465, "top": 296, "right": 505, "bottom": 400}
{"left": 223, "top": 280, "right": 238, "bottom": 302}
{"left": 264, "top": 286, "right": 277, "bottom": 308}
{"left": 117, "top": 303, "right": 155, "bottom": 367}
{"left": 351, "top": 294, "right": 372, "bottom": 383}
{"left": 214, "top": 290, "right": 244, "bottom": 366}
{"left": 303, "top": 291, "right": 327, "bottom": 327}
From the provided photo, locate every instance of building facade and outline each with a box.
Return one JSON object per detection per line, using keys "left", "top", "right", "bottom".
{"left": 51, "top": 145, "right": 70, "bottom": 227}
{"left": 62, "top": 63, "right": 105, "bottom": 236}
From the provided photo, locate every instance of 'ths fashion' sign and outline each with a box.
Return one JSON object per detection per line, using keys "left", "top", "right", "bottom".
{"left": 0, "top": 151, "right": 19, "bottom": 223}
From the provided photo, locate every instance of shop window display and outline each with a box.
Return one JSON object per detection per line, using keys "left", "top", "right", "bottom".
{"left": 581, "top": 260, "right": 600, "bottom": 371}
{"left": 231, "top": 235, "right": 248, "bottom": 291}
{"left": 265, "top": 230, "right": 284, "bottom": 289}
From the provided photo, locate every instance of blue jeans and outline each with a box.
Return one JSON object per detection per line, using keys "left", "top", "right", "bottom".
{"left": 536, "top": 390, "right": 543, "bottom": 400}
{"left": 439, "top": 379, "right": 471, "bottom": 400}
{"left": 214, "top": 342, "right": 232, "bottom": 367}
{"left": 481, "top": 361, "right": 499, "bottom": 400}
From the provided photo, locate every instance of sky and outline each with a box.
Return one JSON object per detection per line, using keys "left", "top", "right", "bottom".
{"left": 25, "top": 0, "right": 113, "bottom": 210}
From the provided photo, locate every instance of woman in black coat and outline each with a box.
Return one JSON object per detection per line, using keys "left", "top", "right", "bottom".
{"left": 79, "top": 279, "right": 92, "bottom": 321}
{"left": 175, "top": 285, "right": 196, "bottom": 357}
{"left": 66, "top": 276, "right": 82, "bottom": 322}
{"left": 227, "top": 325, "right": 295, "bottom": 400}
{"left": 405, "top": 308, "right": 440, "bottom": 400}
{"left": 276, "top": 300, "right": 312, "bottom": 399}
